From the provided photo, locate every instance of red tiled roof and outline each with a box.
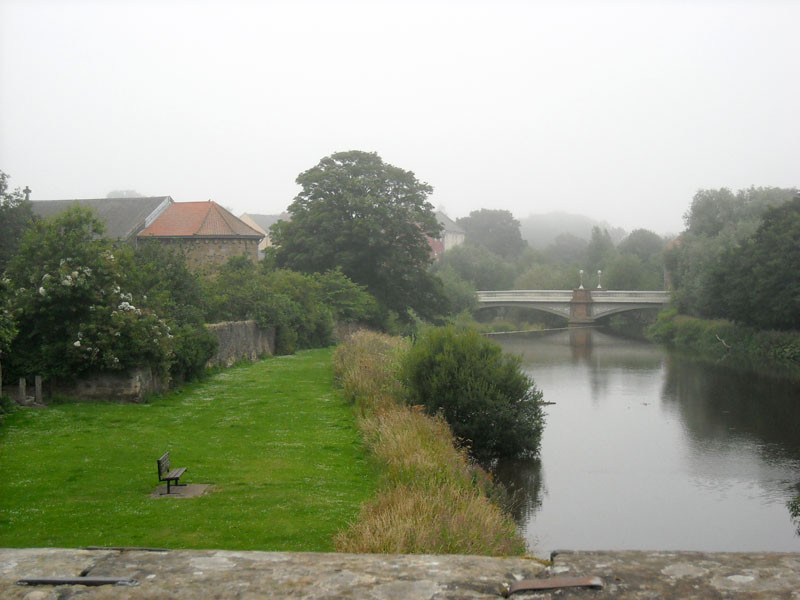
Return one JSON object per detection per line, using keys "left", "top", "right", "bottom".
{"left": 138, "top": 201, "right": 263, "bottom": 238}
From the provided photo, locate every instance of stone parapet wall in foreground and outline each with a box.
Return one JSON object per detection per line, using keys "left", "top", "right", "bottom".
{"left": 1, "top": 548, "right": 799, "bottom": 599}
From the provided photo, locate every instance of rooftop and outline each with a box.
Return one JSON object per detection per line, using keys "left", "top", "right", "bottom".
{"left": 30, "top": 196, "right": 172, "bottom": 240}
{"left": 139, "top": 201, "right": 263, "bottom": 238}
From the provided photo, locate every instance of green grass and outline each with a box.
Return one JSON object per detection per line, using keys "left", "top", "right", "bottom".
{"left": 0, "top": 348, "right": 378, "bottom": 551}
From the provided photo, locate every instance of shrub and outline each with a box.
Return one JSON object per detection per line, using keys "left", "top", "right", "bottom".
{"left": 401, "top": 325, "right": 544, "bottom": 461}
{"left": 169, "top": 323, "right": 218, "bottom": 383}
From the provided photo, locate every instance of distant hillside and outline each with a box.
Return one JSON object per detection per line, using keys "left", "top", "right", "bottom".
{"left": 520, "top": 212, "right": 626, "bottom": 249}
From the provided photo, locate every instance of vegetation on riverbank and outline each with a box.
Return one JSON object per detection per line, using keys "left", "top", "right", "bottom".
{"left": 648, "top": 308, "right": 800, "bottom": 379}
{"left": 0, "top": 349, "right": 378, "bottom": 551}
{"left": 332, "top": 330, "right": 527, "bottom": 555}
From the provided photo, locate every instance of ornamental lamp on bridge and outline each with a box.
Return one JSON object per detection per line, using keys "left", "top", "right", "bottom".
{"left": 578, "top": 269, "right": 584, "bottom": 290}
{"left": 597, "top": 270, "right": 603, "bottom": 289}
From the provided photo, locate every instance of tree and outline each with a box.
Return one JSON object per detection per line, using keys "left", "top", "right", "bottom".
{"left": 456, "top": 209, "right": 527, "bottom": 258}
{"left": 5, "top": 206, "right": 172, "bottom": 381}
{"left": 436, "top": 265, "right": 478, "bottom": 315}
{"left": 514, "top": 263, "right": 575, "bottom": 290}
{"left": 584, "top": 226, "right": 617, "bottom": 272}
{"left": 684, "top": 187, "right": 795, "bottom": 237}
{"left": 545, "top": 232, "right": 587, "bottom": 265}
{"left": 0, "top": 277, "right": 16, "bottom": 385}
{"left": 401, "top": 325, "right": 544, "bottom": 461}
{"left": 271, "top": 151, "right": 447, "bottom": 323}
{"left": 666, "top": 187, "right": 797, "bottom": 319}
{"left": 435, "top": 243, "right": 516, "bottom": 290}
{"left": 0, "top": 170, "right": 35, "bottom": 273}
{"left": 617, "top": 229, "right": 665, "bottom": 263}
{"left": 710, "top": 196, "right": 800, "bottom": 331}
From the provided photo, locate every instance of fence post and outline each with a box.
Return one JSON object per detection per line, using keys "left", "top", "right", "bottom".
{"left": 35, "top": 375, "right": 42, "bottom": 403}
{"left": 18, "top": 378, "right": 26, "bottom": 404}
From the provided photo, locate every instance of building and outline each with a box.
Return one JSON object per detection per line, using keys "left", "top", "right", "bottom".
{"left": 137, "top": 201, "right": 263, "bottom": 269}
{"left": 428, "top": 211, "right": 466, "bottom": 259}
{"left": 239, "top": 213, "right": 290, "bottom": 253}
{"left": 30, "top": 196, "right": 173, "bottom": 242}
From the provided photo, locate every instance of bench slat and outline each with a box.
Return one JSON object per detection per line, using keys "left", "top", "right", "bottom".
{"left": 164, "top": 467, "right": 187, "bottom": 481}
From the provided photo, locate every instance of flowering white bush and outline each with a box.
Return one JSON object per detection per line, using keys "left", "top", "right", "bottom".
{"left": 6, "top": 206, "right": 173, "bottom": 380}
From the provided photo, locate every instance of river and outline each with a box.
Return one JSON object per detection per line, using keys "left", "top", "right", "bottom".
{"left": 493, "top": 328, "right": 800, "bottom": 554}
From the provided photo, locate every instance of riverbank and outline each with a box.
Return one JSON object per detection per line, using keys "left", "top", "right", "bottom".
{"left": 332, "top": 331, "right": 526, "bottom": 556}
{"left": 647, "top": 309, "right": 800, "bottom": 380}
{"left": 3, "top": 547, "right": 799, "bottom": 599}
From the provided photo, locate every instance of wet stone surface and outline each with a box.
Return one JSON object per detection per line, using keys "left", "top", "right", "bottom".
{"left": 1, "top": 548, "right": 799, "bottom": 599}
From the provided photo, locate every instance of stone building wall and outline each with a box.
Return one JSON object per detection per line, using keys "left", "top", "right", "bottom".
{"left": 141, "top": 237, "right": 259, "bottom": 271}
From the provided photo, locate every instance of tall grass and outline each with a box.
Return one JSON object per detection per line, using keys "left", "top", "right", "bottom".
{"left": 332, "top": 330, "right": 526, "bottom": 556}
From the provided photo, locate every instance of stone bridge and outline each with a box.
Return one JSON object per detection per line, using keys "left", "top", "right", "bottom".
{"left": 476, "top": 289, "right": 671, "bottom": 325}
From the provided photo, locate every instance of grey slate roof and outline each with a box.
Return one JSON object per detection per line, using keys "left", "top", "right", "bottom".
{"left": 436, "top": 211, "right": 464, "bottom": 234}
{"left": 30, "top": 196, "right": 173, "bottom": 241}
{"left": 240, "top": 213, "right": 290, "bottom": 232}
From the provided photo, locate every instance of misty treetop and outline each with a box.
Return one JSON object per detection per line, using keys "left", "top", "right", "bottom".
{"left": 271, "top": 150, "right": 448, "bottom": 322}
{"left": 456, "top": 208, "right": 527, "bottom": 259}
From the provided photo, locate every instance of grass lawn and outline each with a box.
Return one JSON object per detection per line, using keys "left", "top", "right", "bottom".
{"left": 0, "top": 348, "right": 378, "bottom": 551}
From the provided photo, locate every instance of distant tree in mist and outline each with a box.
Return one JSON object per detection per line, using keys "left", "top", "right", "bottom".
{"left": 456, "top": 209, "right": 527, "bottom": 258}
{"left": 545, "top": 232, "right": 587, "bottom": 265}
{"left": 435, "top": 243, "right": 516, "bottom": 290}
{"left": 106, "top": 190, "right": 144, "bottom": 198}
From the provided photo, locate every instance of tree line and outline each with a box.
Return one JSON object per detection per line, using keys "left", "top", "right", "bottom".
{"left": 665, "top": 186, "right": 799, "bottom": 332}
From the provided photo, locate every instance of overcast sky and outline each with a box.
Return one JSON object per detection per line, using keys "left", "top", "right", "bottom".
{"left": 1, "top": 0, "right": 797, "bottom": 235}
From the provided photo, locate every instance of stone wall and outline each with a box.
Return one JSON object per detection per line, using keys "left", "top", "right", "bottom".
{"left": 205, "top": 320, "right": 275, "bottom": 368}
{"left": 2, "top": 321, "right": 274, "bottom": 404}
{"left": 46, "top": 367, "right": 167, "bottom": 404}
{"left": 2, "top": 548, "right": 799, "bottom": 599}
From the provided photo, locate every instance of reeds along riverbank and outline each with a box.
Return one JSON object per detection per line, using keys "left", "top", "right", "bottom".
{"left": 332, "top": 330, "right": 526, "bottom": 556}
{"left": 648, "top": 309, "right": 800, "bottom": 380}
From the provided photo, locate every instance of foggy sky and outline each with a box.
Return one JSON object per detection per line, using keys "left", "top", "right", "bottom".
{"left": 1, "top": 0, "right": 798, "bottom": 236}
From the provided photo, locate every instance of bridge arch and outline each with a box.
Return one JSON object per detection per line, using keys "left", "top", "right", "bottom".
{"left": 474, "top": 302, "right": 571, "bottom": 322}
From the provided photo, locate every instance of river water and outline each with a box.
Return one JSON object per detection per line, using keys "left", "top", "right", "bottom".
{"left": 493, "top": 328, "right": 800, "bottom": 554}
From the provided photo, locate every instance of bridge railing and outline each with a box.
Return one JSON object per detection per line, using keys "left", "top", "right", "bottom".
{"left": 476, "top": 289, "right": 671, "bottom": 303}
{"left": 592, "top": 290, "right": 671, "bottom": 302}
{"left": 476, "top": 290, "right": 573, "bottom": 302}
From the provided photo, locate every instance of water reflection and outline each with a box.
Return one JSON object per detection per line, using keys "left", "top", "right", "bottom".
{"left": 493, "top": 328, "right": 800, "bottom": 553}
{"left": 492, "top": 457, "right": 544, "bottom": 524}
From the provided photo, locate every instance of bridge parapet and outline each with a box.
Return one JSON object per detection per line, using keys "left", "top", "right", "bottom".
{"left": 477, "top": 290, "right": 573, "bottom": 302}
{"left": 592, "top": 290, "right": 671, "bottom": 303}
{"left": 475, "top": 289, "right": 671, "bottom": 324}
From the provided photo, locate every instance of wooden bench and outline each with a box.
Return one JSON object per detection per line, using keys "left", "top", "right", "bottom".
{"left": 157, "top": 452, "right": 187, "bottom": 494}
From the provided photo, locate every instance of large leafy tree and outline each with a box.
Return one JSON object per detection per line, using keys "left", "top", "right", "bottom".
{"left": 710, "top": 196, "right": 800, "bottom": 331}
{"left": 271, "top": 151, "right": 447, "bottom": 322}
{"left": 456, "top": 208, "right": 526, "bottom": 258}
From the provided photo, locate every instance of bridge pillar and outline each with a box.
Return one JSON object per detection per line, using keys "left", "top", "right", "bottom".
{"left": 569, "top": 288, "right": 594, "bottom": 325}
